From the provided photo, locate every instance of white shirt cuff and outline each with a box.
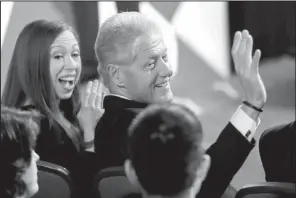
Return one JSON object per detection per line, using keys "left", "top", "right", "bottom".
{"left": 230, "top": 107, "right": 260, "bottom": 141}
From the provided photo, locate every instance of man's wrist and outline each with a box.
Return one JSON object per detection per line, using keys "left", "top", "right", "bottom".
{"left": 231, "top": 106, "right": 260, "bottom": 141}
{"left": 240, "top": 103, "right": 262, "bottom": 122}
{"left": 245, "top": 99, "right": 265, "bottom": 109}
{"left": 243, "top": 101, "right": 263, "bottom": 112}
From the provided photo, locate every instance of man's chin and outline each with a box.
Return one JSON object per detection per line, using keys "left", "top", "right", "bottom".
{"left": 156, "top": 93, "right": 174, "bottom": 104}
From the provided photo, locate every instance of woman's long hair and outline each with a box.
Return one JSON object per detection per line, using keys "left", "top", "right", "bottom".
{"left": 2, "top": 20, "right": 82, "bottom": 150}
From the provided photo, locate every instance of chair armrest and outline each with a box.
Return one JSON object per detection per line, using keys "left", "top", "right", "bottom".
{"left": 37, "top": 160, "right": 74, "bottom": 195}
{"left": 236, "top": 182, "right": 296, "bottom": 198}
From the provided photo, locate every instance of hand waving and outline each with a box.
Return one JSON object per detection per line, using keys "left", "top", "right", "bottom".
{"left": 77, "top": 79, "right": 105, "bottom": 142}
{"left": 231, "top": 30, "right": 267, "bottom": 108}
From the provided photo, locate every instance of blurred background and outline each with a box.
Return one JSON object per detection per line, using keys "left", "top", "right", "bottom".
{"left": 1, "top": 1, "right": 295, "bottom": 190}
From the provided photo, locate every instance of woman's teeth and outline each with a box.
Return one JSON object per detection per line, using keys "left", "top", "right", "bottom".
{"left": 59, "top": 76, "right": 75, "bottom": 82}
{"left": 59, "top": 77, "right": 75, "bottom": 89}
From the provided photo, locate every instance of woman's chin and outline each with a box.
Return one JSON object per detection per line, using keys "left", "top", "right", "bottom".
{"left": 57, "top": 91, "right": 73, "bottom": 100}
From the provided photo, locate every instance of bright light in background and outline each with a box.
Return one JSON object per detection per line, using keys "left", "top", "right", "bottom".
{"left": 1, "top": 2, "right": 14, "bottom": 49}
{"left": 97, "top": 2, "right": 117, "bottom": 28}
{"left": 172, "top": 2, "right": 231, "bottom": 78}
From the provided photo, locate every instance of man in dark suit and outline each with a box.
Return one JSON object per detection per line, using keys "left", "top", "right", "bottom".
{"left": 94, "top": 12, "right": 267, "bottom": 198}
{"left": 259, "top": 120, "right": 296, "bottom": 183}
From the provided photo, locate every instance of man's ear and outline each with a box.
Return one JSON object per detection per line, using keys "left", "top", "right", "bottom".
{"left": 124, "top": 160, "right": 139, "bottom": 187}
{"left": 107, "top": 64, "right": 125, "bottom": 87}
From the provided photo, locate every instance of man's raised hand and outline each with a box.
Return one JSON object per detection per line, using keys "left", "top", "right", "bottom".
{"left": 231, "top": 30, "right": 267, "bottom": 109}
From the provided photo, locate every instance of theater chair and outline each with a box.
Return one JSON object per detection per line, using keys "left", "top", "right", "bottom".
{"left": 93, "top": 166, "right": 140, "bottom": 198}
{"left": 235, "top": 182, "right": 296, "bottom": 198}
{"left": 32, "top": 160, "right": 74, "bottom": 198}
{"left": 93, "top": 166, "right": 238, "bottom": 198}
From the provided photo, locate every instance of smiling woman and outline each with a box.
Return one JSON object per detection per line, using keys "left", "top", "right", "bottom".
{"left": 49, "top": 30, "right": 81, "bottom": 100}
{"left": 1, "top": 19, "right": 103, "bottom": 198}
{"left": 2, "top": 20, "right": 82, "bottom": 151}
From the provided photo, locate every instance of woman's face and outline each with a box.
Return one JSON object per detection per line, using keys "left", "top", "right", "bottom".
{"left": 21, "top": 150, "right": 40, "bottom": 198}
{"left": 49, "top": 30, "right": 82, "bottom": 100}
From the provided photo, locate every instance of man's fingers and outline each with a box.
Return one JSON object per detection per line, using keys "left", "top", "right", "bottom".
{"left": 84, "top": 81, "right": 93, "bottom": 107}
{"left": 238, "top": 30, "right": 249, "bottom": 54}
{"left": 251, "top": 49, "right": 261, "bottom": 72}
{"left": 245, "top": 35, "right": 253, "bottom": 58}
{"left": 231, "top": 31, "right": 242, "bottom": 55}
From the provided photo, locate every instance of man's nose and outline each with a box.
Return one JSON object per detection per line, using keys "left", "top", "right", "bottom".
{"left": 159, "top": 60, "right": 173, "bottom": 77}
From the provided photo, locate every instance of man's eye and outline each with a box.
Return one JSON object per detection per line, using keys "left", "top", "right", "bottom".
{"left": 54, "top": 55, "right": 63, "bottom": 60}
{"left": 146, "top": 63, "right": 155, "bottom": 69}
{"left": 72, "top": 52, "right": 80, "bottom": 58}
{"left": 162, "top": 55, "right": 168, "bottom": 62}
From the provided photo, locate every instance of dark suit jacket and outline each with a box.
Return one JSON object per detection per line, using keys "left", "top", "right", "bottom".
{"left": 21, "top": 105, "right": 98, "bottom": 198}
{"left": 95, "top": 95, "right": 255, "bottom": 198}
{"left": 259, "top": 121, "right": 296, "bottom": 183}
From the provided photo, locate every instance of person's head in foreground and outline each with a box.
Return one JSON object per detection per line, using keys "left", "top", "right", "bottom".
{"left": 95, "top": 12, "right": 174, "bottom": 104}
{"left": 125, "top": 103, "right": 210, "bottom": 198}
{"left": 2, "top": 19, "right": 82, "bottom": 149}
{"left": 0, "top": 106, "right": 40, "bottom": 198}
{"left": 259, "top": 121, "right": 296, "bottom": 183}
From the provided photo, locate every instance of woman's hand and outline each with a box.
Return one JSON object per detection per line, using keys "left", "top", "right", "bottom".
{"left": 77, "top": 79, "right": 105, "bottom": 143}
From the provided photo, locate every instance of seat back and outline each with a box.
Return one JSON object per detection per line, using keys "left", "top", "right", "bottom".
{"left": 32, "top": 160, "right": 74, "bottom": 198}
{"left": 235, "top": 182, "right": 296, "bottom": 198}
{"left": 94, "top": 166, "right": 140, "bottom": 198}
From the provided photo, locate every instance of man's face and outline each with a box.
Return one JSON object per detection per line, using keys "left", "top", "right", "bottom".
{"left": 120, "top": 31, "right": 174, "bottom": 104}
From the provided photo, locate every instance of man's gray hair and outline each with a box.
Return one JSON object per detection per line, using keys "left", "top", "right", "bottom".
{"left": 94, "top": 12, "right": 161, "bottom": 79}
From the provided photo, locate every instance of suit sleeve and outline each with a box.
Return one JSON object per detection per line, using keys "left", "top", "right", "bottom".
{"left": 196, "top": 123, "right": 255, "bottom": 198}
